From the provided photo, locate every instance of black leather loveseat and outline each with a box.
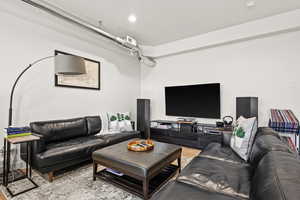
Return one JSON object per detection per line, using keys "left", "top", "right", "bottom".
{"left": 151, "top": 127, "right": 300, "bottom": 200}
{"left": 21, "top": 116, "right": 140, "bottom": 181}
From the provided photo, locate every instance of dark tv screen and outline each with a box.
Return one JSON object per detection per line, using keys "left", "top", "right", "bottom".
{"left": 165, "top": 83, "right": 220, "bottom": 119}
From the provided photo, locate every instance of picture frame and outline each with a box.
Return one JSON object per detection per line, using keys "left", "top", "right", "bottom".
{"left": 55, "top": 50, "right": 101, "bottom": 90}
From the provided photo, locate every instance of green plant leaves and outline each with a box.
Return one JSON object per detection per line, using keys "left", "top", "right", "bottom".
{"left": 110, "top": 115, "right": 117, "bottom": 121}
{"left": 235, "top": 127, "right": 245, "bottom": 138}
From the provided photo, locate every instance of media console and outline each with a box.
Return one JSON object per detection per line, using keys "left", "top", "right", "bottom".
{"left": 150, "top": 120, "right": 232, "bottom": 149}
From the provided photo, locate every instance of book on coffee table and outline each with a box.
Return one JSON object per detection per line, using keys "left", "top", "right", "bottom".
{"left": 105, "top": 168, "right": 124, "bottom": 176}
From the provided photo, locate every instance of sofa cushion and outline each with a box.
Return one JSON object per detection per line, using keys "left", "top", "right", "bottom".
{"left": 256, "top": 127, "right": 281, "bottom": 139}
{"left": 30, "top": 117, "right": 88, "bottom": 143}
{"left": 249, "top": 135, "right": 294, "bottom": 168}
{"left": 199, "top": 143, "right": 245, "bottom": 165}
{"left": 35, "top": 135, "right": 106, "bottom": 168}
{"left": 151, "top": 181, "right": 239, "bottom": 200}
{"left": 251, "top": 151, "right": 300, "bottom": 200}
{"left": 99, "top": 131, "right": 140, "bottom": 146}
{"left": 86, "top": 116, "right": 102, "bottom": 135}
{"left": 177, "top": 156, "right": 251, "bottom": 199}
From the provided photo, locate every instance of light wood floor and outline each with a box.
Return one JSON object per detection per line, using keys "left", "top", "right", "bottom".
{"left": 0, "top": 192, "right": 5, "bottom": 200}
{"left": 182, "top": 146, "right": 201, "bottom": 158}
{"left": 0, "top": 147, "right": 200, "bottom": 200}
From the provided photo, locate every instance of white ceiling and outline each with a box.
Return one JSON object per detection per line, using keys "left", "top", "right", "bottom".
{"left": 42, "top": 0, "right": 300, "bottom": 46}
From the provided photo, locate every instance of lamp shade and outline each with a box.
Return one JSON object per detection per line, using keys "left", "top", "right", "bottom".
{"left": 55, "top": 54, "right": 86, "bottom": 75}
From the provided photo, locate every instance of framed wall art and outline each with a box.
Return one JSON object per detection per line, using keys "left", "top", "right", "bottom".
{"left": 55, "top": 50, "right": 101, "bottom": 90}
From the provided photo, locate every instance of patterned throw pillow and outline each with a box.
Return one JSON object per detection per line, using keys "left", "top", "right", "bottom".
{"left": 230, "top": 116, "right": 258, "bottom": 161}
{"left": 107, "top": 112, "right": 133, "bottom": 132}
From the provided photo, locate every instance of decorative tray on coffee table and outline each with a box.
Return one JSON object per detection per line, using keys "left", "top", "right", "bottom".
{"left": 127, "top": 140, "right": 154, "bottom": 152}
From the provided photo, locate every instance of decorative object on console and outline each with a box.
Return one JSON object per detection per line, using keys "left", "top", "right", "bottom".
{"left": 223, "top": 116, "right": 233, "bottom": 127}
{"left": 55, "top": 50, "right": 100, "bottom": 90}
{"left": 137, "top": 99, "right": 151, "bottom": 139}
{"left": 236, "top": 97, "right": 258, "bottom": 120}
{"left": 216, "top": 121, "right": 224, "bottom": 128}
{"left": 107, "top": 112, "right": 133, "bottom": 132}
{"left": 230, "top": 116, "right": 258, "bottom": 161}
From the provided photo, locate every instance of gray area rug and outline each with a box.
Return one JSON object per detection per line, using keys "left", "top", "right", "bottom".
{"left": 1, "top": 156, "right": 193, "bottom": 200}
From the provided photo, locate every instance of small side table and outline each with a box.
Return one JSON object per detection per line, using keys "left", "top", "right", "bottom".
{"left": 2, "top": 135, "right": 40, "bottom": 197}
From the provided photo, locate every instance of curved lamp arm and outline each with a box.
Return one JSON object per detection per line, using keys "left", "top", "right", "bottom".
{"left": 8, "top": 56, "right": 54, "bottom": 126}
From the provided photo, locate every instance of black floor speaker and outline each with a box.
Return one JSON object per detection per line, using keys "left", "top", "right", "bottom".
{"left": 236, "top": 97, "right": 258, "bottom": 120}
{"left": 137, "top": 99, "right": 150, "bottom": 139}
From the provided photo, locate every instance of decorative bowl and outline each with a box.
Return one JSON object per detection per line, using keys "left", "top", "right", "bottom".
{"left": 127, "top": 140, "right": 154, "bottom": 152}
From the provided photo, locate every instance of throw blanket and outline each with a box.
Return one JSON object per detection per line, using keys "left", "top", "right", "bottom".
{"left": 269, "top": 109, "right": 299, "bottom": 134}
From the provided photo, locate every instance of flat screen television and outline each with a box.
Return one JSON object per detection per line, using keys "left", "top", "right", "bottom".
{"left": 165, "top": 83, "right": 220, "bottom": 119}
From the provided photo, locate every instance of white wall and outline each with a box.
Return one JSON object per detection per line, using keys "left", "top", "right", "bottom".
{"left": 141, "top": 29, "right": 300, "bottom": 126}
{"left": 0, "top": 6, "right": 141, "bottom": 146}
{"left": 142, "top": 9, "right": 300, "bottom": 58}
{"left": 2, "top": 1, "right": 300, "bottom": 141}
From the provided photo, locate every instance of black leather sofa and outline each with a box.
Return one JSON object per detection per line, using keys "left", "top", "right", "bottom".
{"left": 151, "top": 127, "right": 300, "bottom": 200}
{"left": 20, "top": 116, "right": 140, "bottom": 181}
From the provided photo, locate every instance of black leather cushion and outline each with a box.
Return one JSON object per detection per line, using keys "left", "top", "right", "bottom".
{"left": 249, "top": 135, "right": 294, "bottom": 168}
{"left": 85, "top": 116, "right": 102, "bottom": 135}
{"left": 256, "top": 127, "right": 280, "bottom": 139}
{"left": 30, "top": 117, "right": 88, "bottom": 143}
{"left": 151, "top": 181, "right": 238, "bottom": 200}
{"left": 199, "top": 143, "right": 245, "bottom": 164}
{"left": 177, "top": 156, "right": 251, "bottom": 199}
{"left": 34, "top": 135, "right": 106, "bottom": 168}
{"left": 251, "top": 151, "right": 300, "bottom": 200}
{"left": 99, "top": 131, "right": 140, "bottom": 146}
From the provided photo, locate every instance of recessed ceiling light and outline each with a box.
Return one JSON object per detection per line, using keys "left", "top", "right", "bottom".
{"left": 128, "top": 14, "right": 137, "bottom": 23}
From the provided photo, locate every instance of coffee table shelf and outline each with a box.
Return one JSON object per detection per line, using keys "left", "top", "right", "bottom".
{"left": 95, "top": 164, "right": 179, "bottom": 199}
{"left": 92, "top": 139, "right": 182, "bottom": 200}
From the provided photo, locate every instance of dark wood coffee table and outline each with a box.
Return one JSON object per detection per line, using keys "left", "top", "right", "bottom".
{"left": 92, "top": 139, "right": 182, "bottom": 200}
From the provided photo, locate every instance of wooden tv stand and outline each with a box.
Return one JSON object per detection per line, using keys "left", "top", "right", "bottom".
{"left": 150, "top": 120, "right": 232, "bottom": 150}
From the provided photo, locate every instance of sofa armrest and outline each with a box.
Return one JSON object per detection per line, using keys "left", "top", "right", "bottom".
{"left": 20, "top": 132, "right": 46, "bottom": 160}
{"left": 32, "top": 133, "right": 46, "bottom": 153}
{"left": 222, "top": 132, "right": 233, "bottom": 147}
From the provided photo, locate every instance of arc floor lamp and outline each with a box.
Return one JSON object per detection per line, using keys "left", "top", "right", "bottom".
{"left": 8, "top": 54, "right": 86, "bottom": 126}
{"left": 2, "top": 54, "right": 86, "bottom": 191}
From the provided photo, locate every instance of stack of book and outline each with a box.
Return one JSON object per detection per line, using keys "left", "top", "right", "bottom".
{"left": 4, "top": 126, "right": 32, "bottom": 138}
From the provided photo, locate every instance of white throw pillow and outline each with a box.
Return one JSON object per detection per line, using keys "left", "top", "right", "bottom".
{"left": 107, "top": 113, "right": 119, "bottom": 131}
{"left": 107, "top": 112, "right": 133, "bottom": 132}
{"left": 230, "top": 116, "right": 258, "bottom": 161}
